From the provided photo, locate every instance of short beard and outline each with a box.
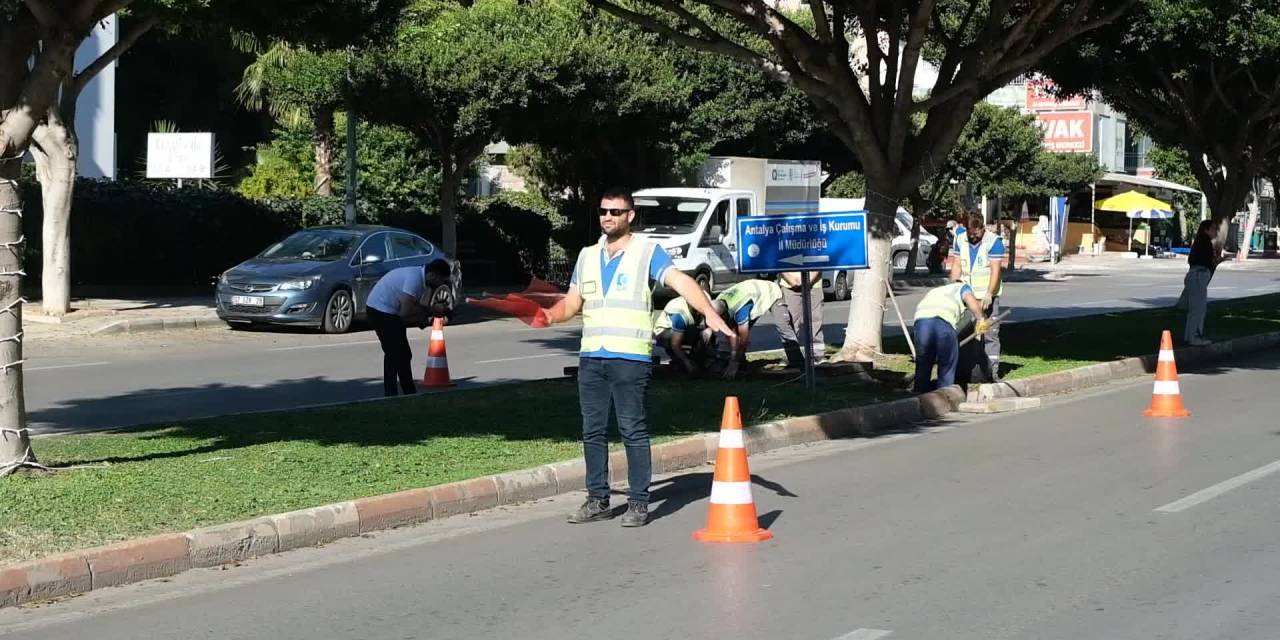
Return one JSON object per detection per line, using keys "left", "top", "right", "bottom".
{"left": 605, "top": 227, "right": 629, "bottom": 242}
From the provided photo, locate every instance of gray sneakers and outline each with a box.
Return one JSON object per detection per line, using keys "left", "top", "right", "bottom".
{"left": 566, "top": 498, "right": 649, "bottom": 527}
{"left": 619, "top": 501, "right": 649, "bottom": 527}
{"left": 567, "top": 498, "right": 613, "bottom": 524}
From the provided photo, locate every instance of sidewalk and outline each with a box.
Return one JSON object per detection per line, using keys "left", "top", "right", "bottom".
{"left": 23, "top": 297, "right": 220, "bottom": 340}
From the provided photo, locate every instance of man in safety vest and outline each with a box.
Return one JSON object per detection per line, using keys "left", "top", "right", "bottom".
{"left": 653, "top": 295, "right": 712, "bottom": 374}
{"left": 713, "top": 278, "right": 784, "bottom": 379}
{"left": 540, "top": 187, "right": 731, "bottom": 528}
{"left": 913, "top": 282, "right": 990, "bottom": 393}
{"left": 949, "top": 213, "right": 1006, "bottom": 381}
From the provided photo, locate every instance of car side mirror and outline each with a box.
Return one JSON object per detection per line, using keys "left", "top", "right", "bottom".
{"left": 363, "top": 254, "right": 383, "bottom": 264}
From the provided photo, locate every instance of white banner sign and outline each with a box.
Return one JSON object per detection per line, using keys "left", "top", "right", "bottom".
{"left": 146, "top": 132, "right": 215, "bottom": 179}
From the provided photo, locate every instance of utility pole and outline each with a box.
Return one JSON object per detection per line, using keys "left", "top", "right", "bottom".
{"left": 344, "top": 47, "right": 358, "bottom": 226}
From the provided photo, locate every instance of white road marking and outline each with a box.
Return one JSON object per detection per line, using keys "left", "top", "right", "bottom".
{"left": 474, "top": 353, "right": 570, "bottom": 364}
{"left": 269, "top": 340, "right": 380, "bottom": 352}
{"left": 1076, "top": 299, "right": 1124, "bottom": 307}
{"left": 1155, "top": 458, "right": 1280, "bottom": 513}
{"left": 834, "top": 629, "right": 893, "bottom": 640}
{"left": 25, "top": 361, "right": 110, "bottom": 372}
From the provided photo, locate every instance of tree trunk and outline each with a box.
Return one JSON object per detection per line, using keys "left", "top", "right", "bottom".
{"left": 904, "top": 192, "right": 925, "bottom": 276}
{"left": 0, "top": 155, "right": 32, "bottom": 474}
{"left": 1236, "top": 191, "right": 1260, "bottom": 262}
{"left": 32, "top": 108, "right": 77, "bottom": 317}
{"left": 439, "top": 164, "right": 460, "bottom": 256}
{"left": 0, "top": 33, "right": 76, "bottom": 475}
{"left": 838, "top": 191, "right": 897, "bottom": 362}
{"left": 313, "top": 106, "right": 335, "bottom": 197}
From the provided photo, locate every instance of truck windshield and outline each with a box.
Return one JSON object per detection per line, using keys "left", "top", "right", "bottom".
{"left": 632, "top": 197, "right": 709, "bottom": 235}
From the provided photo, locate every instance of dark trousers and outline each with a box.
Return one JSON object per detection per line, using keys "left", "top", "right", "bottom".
{"left": 368, "top": 307, "right": 417, "bottom": 397}
{"left": 578, "top": 357, "right": 652, "bottom": 504}
{"left": 914, "top": 317, "right": 959, "bottom": 393}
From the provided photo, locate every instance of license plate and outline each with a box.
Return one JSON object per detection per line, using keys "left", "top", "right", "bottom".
{"left": 231, "top": 295, "right": 264, "bottom": 307}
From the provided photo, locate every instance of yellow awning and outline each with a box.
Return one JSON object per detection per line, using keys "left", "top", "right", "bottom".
{"left": 1094, "top": 190, "right": 1172, "bottom": 213}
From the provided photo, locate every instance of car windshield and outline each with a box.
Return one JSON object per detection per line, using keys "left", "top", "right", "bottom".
{"left": 633, "top": 197, "right": 709, "bottom": 235}
{"left": 261, "top": 230, "right": 361, "bottom": 261}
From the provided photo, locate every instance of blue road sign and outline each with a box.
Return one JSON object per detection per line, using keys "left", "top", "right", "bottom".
{"left": 736, "top": 210, "right": 869, "bottom": 274}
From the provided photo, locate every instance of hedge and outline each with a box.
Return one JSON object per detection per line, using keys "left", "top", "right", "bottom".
{"left": 18, "top": 180, "right": 576, "bottom": 289}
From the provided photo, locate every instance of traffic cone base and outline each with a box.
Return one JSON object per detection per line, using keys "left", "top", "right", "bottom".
{"left": 694, "top": 397, "right": 773, "bottom": 544}
{"left": 1143, "top": 330, "right": 1189, "bottom": 418}
{"left": 422, "top": 318, "right": 455, "bottom": 388}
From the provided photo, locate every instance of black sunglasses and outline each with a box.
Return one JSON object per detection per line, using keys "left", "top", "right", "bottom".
{"left": 598, "top": 208, "right": 631, "bottom": 217}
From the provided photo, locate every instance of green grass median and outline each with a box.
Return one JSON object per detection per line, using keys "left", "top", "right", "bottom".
{"left": 872, "top": 293, "right": 1280, "bottom": 380}
{"left": 2, "top": 293, "right": 1277, "bottom": 566}
{"left": 0, "top": 378, "right": 898, "bottom": 564}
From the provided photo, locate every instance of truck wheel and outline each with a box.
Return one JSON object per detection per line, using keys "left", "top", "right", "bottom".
{"left": 892, "top": 251, "right": 910, "bottom": 271}
{"left": 834, "top": 272, "right": 851, "bottom": 301}
{"left": 695, "top": 270, "right": 713, "bottom": 294}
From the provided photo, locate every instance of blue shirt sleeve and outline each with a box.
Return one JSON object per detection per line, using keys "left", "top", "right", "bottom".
{"left": 570, "top": 266, "right": 579, "bottom": 286}
{"left": 670, "top": 314, "right": 687, "bottom": 332}
{"left": 988, "top": 238, "right": 1007, "bottom": 258}
{"left": 734, "top": 301, "right": 754, "bottom": 325}
{"left": 959, "top": 284, "right": 974, "bottom": 298}
{"left": 649, "top": 249, "right": 675, "bottom": 285}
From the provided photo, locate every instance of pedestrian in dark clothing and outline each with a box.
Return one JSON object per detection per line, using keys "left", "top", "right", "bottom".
{"left": 1176, "top": 220, "right": 1227, "bottom": 346}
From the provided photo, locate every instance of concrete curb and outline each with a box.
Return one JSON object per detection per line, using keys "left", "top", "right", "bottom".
{"left": 968, "top": 330, "right": 1280, "bottom": 403}
{"left": 0, "top": 385, "right": 969, "bottom": 609}
{"left": 90, "top": 315, "right": 223, "bottom": 336}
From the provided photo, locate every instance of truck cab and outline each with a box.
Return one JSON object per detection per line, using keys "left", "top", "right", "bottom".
{"left": 632, "top": 187, "right": 756, "bottom": 294}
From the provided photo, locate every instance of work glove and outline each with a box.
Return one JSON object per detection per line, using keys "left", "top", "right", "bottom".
{"left": 974, "top": 319, "right": 992, "bottom": 335}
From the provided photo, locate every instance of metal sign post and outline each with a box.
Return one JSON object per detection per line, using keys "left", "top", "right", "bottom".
{"left": 798, "top": 269, "right": 816, "bottom": 390}
{"left": 737, "top": 209, "right": 871, "bottom": 391}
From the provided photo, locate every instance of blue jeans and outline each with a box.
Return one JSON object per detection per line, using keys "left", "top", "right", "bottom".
{"left": 578, "top": 357, "right": 652, "bottom": 503}
{"left": 914, "top": 317, "right": 959, "bottom": 393}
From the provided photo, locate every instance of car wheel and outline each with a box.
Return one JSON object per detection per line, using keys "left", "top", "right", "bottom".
{"left": 695, "top": 270, "right": 713, "bottom": 294}
{"left": 322, "top": 289, "right": 355, "bottom": 334}
{"left": 834, "top": 272, "right": 851, "bottom": 301}
{"left": 892, "top": 251, "right": 910, "bottom": 271}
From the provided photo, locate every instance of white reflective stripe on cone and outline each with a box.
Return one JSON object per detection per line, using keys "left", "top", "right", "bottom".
{"left": 431, "top": 331, "right": 446, "bottom": 341}
{"left": 709, "top": 481, "right": 754, "bottom": 505}
{"left": 1153, "top": 380, "right": 1180, "bottom": 395}
{"left": 427, "top": 357, "right": 449, "bottom": 368}
{"left": 718, "top": 429, "right": 745, "bottom": 449}
{"left": 1159, "top": 350, "right": 1176, "bottom": 362}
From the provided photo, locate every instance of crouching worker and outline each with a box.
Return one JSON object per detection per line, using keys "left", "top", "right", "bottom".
{"left": 653, "top": 296, "right": 712, "bottom": 374}
{"left": 912, "top": 282, "right": 989, "bottom": 394}
{"left": 713, "top": 279, "right": 784, "bottom": 379}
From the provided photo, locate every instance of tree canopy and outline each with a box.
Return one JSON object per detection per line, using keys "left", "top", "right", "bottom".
{"left": 1044, "top": 0, "right": 1280, "bottom": 221}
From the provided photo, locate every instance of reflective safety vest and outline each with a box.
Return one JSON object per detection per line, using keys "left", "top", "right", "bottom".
{"left": 957, "top": 231, "right": 1003, "bottom": 299}
{"left": 717, "top": 280, "right": 783, "bottom": 324}
{"left": 576, "top": 240, "right": 657, "bottom": 356}
{"left": 653, "top": 297, "right": 695, "bottom": 336}
{"left": 913, "top": 283, "right": 968, "bottom": 329}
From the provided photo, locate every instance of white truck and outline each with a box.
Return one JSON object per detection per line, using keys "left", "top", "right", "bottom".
{"left": 631, "top": 156, "right": 822, "bottom": 293}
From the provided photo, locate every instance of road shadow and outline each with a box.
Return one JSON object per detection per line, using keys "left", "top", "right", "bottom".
{"left": 648, "top": 472, "right": 797, "bottom": 523}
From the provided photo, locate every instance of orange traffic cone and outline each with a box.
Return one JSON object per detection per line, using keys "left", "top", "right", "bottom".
{"left": 694, "top": 397, "right": 773, "bottom": 543}
{"left": 422, "top": 317, "right": 454, "bottom": 388}
{"left": 1143, "top": 330, "right": 1190, "bottom": 418}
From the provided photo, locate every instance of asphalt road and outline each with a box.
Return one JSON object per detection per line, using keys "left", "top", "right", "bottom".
{"left": 4, "top": 348, "right": 1279, "bottom": 639}
{"left": 23, "top": 262, "right": 1279, "bottom": 434}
